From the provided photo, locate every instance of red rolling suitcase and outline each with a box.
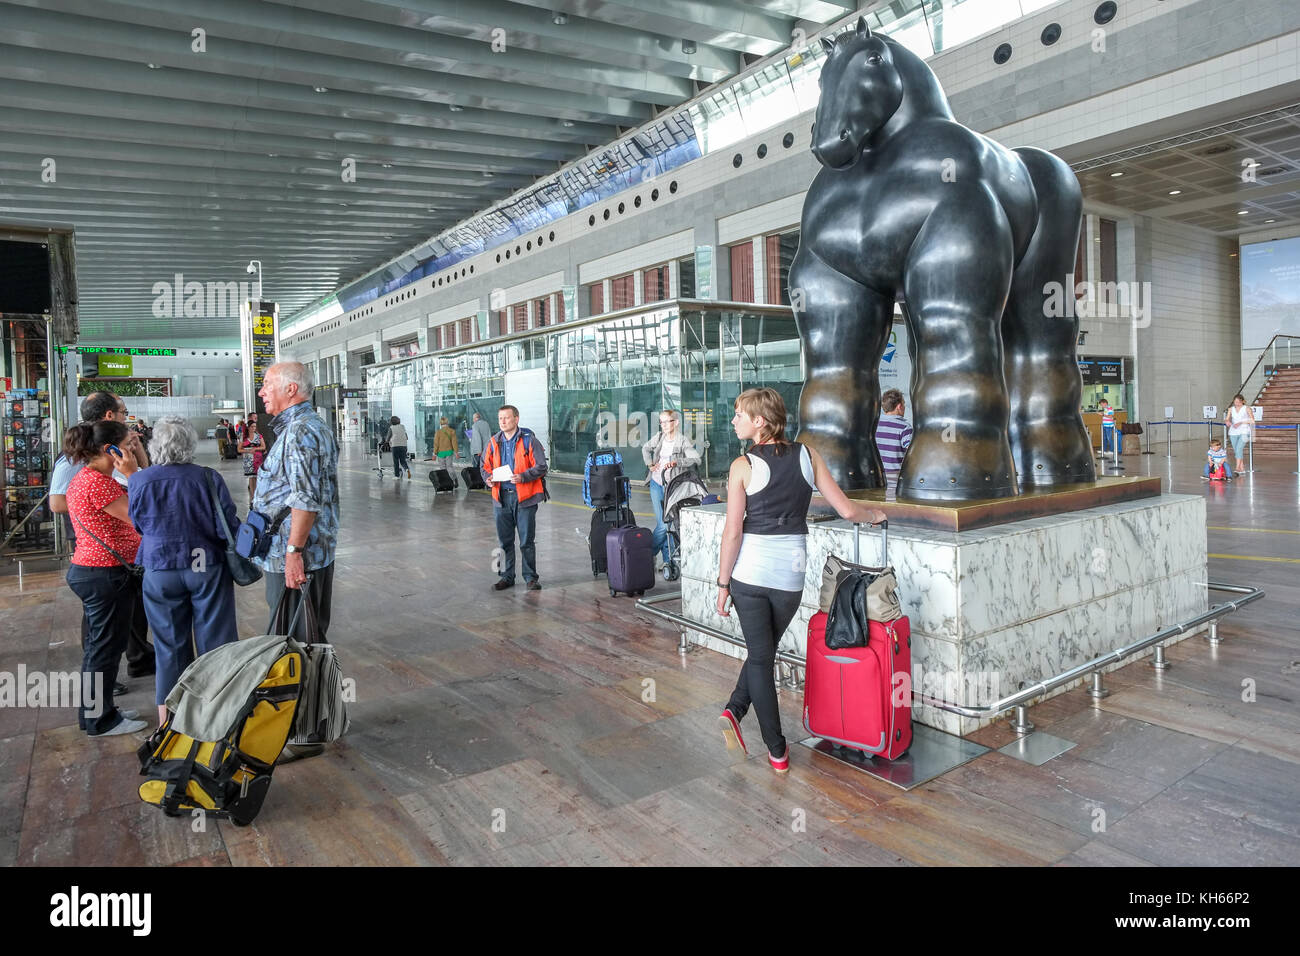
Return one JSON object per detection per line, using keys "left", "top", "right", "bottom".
{"left": 802, "top": 522, "right": 912, "bottom": 760}
{"left": 605, "top": 525, "right": 655, "bottom": 597}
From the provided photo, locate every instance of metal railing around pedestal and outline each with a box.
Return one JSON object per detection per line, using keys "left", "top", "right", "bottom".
{"left": 636, "top": 582, "right": 1264, "bottom": 734}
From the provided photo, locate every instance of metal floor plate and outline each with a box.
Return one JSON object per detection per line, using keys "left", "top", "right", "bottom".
{"left": 797, "top": 724, "right": 990, "bottom": 790}
{"left": 997, "top": 731, "right": 1077, "bottom": 765}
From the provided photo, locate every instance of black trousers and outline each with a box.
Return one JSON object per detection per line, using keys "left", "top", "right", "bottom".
{"left": 67, "top": 564, "right": 135, "bottom": 734}
{"left": 726, "top": 579, "right": 802, "bottom": 757}
{"left": 264, "top": 561, "right": 335, "bottom": 641}
{"left": 71, "top": 528, "right": 151, "bottom": 671}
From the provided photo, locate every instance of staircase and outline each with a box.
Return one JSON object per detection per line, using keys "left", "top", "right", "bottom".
{"left": 1252, "top": 365, "right": 1300, "bottom": 454}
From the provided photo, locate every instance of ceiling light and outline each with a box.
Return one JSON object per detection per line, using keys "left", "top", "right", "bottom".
{"left": 381, "top": 163, "right": 393, "bottom": 168}
{"left": 1109, "top": 171, "right": 1123, "bottom": 177}
{"left": 449, "top": 104, "right": 465, "bottom": 112}
{"left": 1238, "top": 210, "right": 1249, "bottom": 215}
{"left": 147, "top": 63, "right": 162, "bottom": 70}
{"left": 483, "top": 171, "right": 495, "bottom": 178}
{"left": 1266, "top": 219, "right": 1276, "bottom": 223}
{"left": 552, "top": 12, "right": 567, "bottom": 25}
{"left": 681, "top": 39, "right": 697, "bottom": 54}
{"left": 562, "top": 120, "right": 575, "bottom": 128}
{"left": 1168, "top": 189, "right": 1182, "bottom": 195}
{"left": 313, "top": 86, "right": 328, "bottom": 93}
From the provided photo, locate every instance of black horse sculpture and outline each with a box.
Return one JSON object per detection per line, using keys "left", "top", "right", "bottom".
{"left": 791, "top": 17, "right": 1093, "bottom": 501}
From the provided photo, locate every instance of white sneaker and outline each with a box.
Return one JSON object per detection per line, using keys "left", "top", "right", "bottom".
{"left": 91, "top": 716, "right": 148, "bottom": 737}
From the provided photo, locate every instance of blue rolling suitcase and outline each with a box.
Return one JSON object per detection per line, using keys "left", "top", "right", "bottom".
{"left": 606, "top": 526, "right": 655, "bottom": 598}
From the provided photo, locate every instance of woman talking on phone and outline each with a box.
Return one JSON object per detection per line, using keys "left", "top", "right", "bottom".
{"left": 716, "top": 388, "right": 886, "bottom": 773}
{"left": 63, "top": 419, "right": 148, "bottom": 737}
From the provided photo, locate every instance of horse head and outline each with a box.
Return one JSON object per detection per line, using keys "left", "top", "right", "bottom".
{"left": 811, "top": 17, "right": 907, "bottom": 169}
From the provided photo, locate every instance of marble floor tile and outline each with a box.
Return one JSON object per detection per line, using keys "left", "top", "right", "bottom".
{"left": 843, "top": 779, "right": 1091, "bottom": 866}
{"left": 219, "top": 799, "right": 449, "bottom": 867}
{"left": 1053, "top": 840, "right": 1157, "bottom": 867}
{"left": 396, "top": 758, "right": 608, "bottom": 864}
{"left": 19, "top": 800, "right": 228, "bottom": 867}
{"left": 1035, "top": 707, "right": 1229, "bottom": 788}
{"left": 941, "top": 750, "right": 1167, "bottom": 837}
{"left": 1100, "top": 684, "right": 1300, "bottom": 765}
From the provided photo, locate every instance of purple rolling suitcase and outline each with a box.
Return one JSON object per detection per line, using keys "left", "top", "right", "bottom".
{"left": 606, "top": 526, "right": 655, "bottom": 598}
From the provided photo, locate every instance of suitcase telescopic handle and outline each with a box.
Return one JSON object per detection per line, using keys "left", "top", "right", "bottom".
{"left": 852, "top": 518, "right": 887, "bottom": 565}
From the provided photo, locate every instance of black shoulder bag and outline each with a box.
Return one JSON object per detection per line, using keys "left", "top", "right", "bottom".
{"left": 204, "top": 469, "right": 264, "bottom": 587}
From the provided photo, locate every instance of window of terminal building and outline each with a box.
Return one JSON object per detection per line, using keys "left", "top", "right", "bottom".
{"left": 730, "top": 242, "right": 755, "bottom": 302}
{"left": 534, "top": 296, "right": 550, "bottom": 328}
{"left": 555, "top": 291, "right": 566, "bottom": 324}
{"left": 459, "top": 317, "right": 473, "bottom": 344}
{"left": 511, "top": 302, "right": 528, "bottom": 333}
{"left": 1099, "top": 218, "right": 1118, "bottom": 306}
{"left": 764, "top": 230, "right": 799, "bottom": 306}
{"left": 642, "top": 264, "right": 669, "bottom": 304}
{"left": 610, "top": 274, "right": 635, "bottom": 311}
{"left": 586, "top": 282, "right": 604, "bottom": 316}
{"left": 678, "top": 255, "right": 696, "bottom": 298}
{"left": 495, "top": 310, "right": 508, "bottom": 337}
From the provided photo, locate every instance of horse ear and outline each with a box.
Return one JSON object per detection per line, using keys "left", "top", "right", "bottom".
{"left": 856, "top": 15, "right": 872, "bottom": 39}
{"left": 820, "top": 35, "right": 836, "bottom": 54}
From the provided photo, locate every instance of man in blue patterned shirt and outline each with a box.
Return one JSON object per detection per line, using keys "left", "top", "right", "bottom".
{"left": 252, "top": 361, "right": 340, "bottom": 641}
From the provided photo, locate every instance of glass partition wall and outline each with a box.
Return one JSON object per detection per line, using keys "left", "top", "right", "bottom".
{"left": 359, "top": 300, "right": 802, "bottom": 481}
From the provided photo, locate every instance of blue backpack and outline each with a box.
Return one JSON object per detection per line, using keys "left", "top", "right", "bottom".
{"left": 583, "top": 448, "right": 624, "bottom": 507}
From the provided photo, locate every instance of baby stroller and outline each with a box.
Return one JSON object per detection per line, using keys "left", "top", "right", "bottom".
{"left": 660, "top": 463, "right": 715, "bottom": 581}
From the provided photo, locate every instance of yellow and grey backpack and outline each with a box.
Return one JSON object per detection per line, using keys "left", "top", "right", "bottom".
{"left": 137, "top": 634, "right": 304, "bottom": 826}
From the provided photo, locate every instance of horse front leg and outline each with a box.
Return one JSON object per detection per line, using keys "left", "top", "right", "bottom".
{"left": 899, "top": 200, "right": 1018, "bottom": 500}
{"left": 790, "top": 246, "right": 893, "bottom": 490}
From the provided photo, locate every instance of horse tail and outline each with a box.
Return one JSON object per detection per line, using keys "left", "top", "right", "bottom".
{"left": 1003, "top": 146, "right": 1094, "bottom": 485}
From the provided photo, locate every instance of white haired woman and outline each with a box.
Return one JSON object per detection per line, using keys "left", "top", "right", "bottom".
{"left": 128, "top": 415, "right": 242, "bottom": 724}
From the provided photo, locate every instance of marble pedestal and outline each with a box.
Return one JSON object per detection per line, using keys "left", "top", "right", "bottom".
{"left": 679, "top": 495, "right": 1208, "bottom": 736}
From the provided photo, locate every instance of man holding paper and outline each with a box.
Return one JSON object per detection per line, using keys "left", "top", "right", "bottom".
{"left": 481, "top": 405, "right": 549, "bottom": 591}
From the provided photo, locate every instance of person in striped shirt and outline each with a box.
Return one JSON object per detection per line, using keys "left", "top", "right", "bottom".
{"left": 875, "top": 389, "right": 913, "bottom": 484}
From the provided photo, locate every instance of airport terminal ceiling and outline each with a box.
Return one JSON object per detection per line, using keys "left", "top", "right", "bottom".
{"left": 0, "top": 0, "right": 862, "bottom": 344}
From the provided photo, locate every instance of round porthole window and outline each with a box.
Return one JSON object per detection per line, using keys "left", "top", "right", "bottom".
{"left": 1094, "top": 2, "right": 1117, "bottom": 25}
{"left": 669, "top": 180, "right": 678, "bottom": 193}
{"left": 993, "top": 43, "right": 1012, "bottom": 64}
{"left": 549, "top": 231, "right": 556, "bottom": 241}
{"left": 782, "top": 132, "right": 794, "bottom": 149}
{"left": 618, "top": 202, "right": 625, "bottom": 214}
{"left": 634, "top": 195, "right": 642, "bottom": 208}
{"left": 732, "top": 153, "right": 743, "bottom": 168}
{"left": 588, "top": 215, "right": 595, "bottom": 226}
{"left": 651, "top": 188, "right": 660, "bottom": 201}
{"left": 1041, "top": 22, "right": 1061, "bottom": 45}
{"left": 757, "top": 144, "right": 768, "bottom": 159}
{"left": 603, "top": 209, "right": 611, "bottom": 220}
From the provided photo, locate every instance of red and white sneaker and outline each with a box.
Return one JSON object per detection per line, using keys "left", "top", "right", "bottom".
{"left": 768, "top": 745, "right": 790, "bottom": 774}
{"left": 718, "top": 709, "right": 747, "bottom": 755}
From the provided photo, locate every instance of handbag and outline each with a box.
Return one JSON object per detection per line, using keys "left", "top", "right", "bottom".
{"left": 71, "top": 512, "right": 144, "bottom": 580}
{"left": 819, "top": 554, "right": 902, "bottom": 623}
{"left": 204, "top": 469, "right": 262, "bottom": 587}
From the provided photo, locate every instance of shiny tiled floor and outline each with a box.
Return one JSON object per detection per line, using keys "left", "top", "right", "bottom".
{"left": 2, "top": 439, "right": 1297, "bottom": 866}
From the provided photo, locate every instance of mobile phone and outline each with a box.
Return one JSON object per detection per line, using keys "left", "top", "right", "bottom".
{"left": 106, "top": 443, "right": 124, "bottom": 457}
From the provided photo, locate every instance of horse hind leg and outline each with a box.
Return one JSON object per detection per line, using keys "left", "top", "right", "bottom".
{"left": 789, "top": 246, "right": 893, "bottom": 490}
{"left": 1004, "top": 147, "right": 1095, "bottom": 487}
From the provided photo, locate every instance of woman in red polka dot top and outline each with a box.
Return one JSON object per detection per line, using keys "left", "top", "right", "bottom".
{"left": 63, "top": 419, "right": 147, "bottom": 737}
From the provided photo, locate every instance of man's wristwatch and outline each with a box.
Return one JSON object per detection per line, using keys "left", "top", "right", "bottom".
{"left": 286, "top": 545, "right": 304, "bottom": 554}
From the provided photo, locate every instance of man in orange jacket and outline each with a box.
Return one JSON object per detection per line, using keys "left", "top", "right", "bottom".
{"left": 481, "top": 405, "right": 549, "bottom": 591}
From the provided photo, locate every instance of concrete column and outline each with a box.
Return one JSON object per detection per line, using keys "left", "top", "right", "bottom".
{"left": 633, "top": 269, "right": 645, "bottom": 307}
{"left": 752, "top": 236, "right": 766, "bottom": 305}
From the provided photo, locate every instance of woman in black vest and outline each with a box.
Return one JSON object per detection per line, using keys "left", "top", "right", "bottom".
{"left": 716, "top": 388, "right": 885, "bottom": 772}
